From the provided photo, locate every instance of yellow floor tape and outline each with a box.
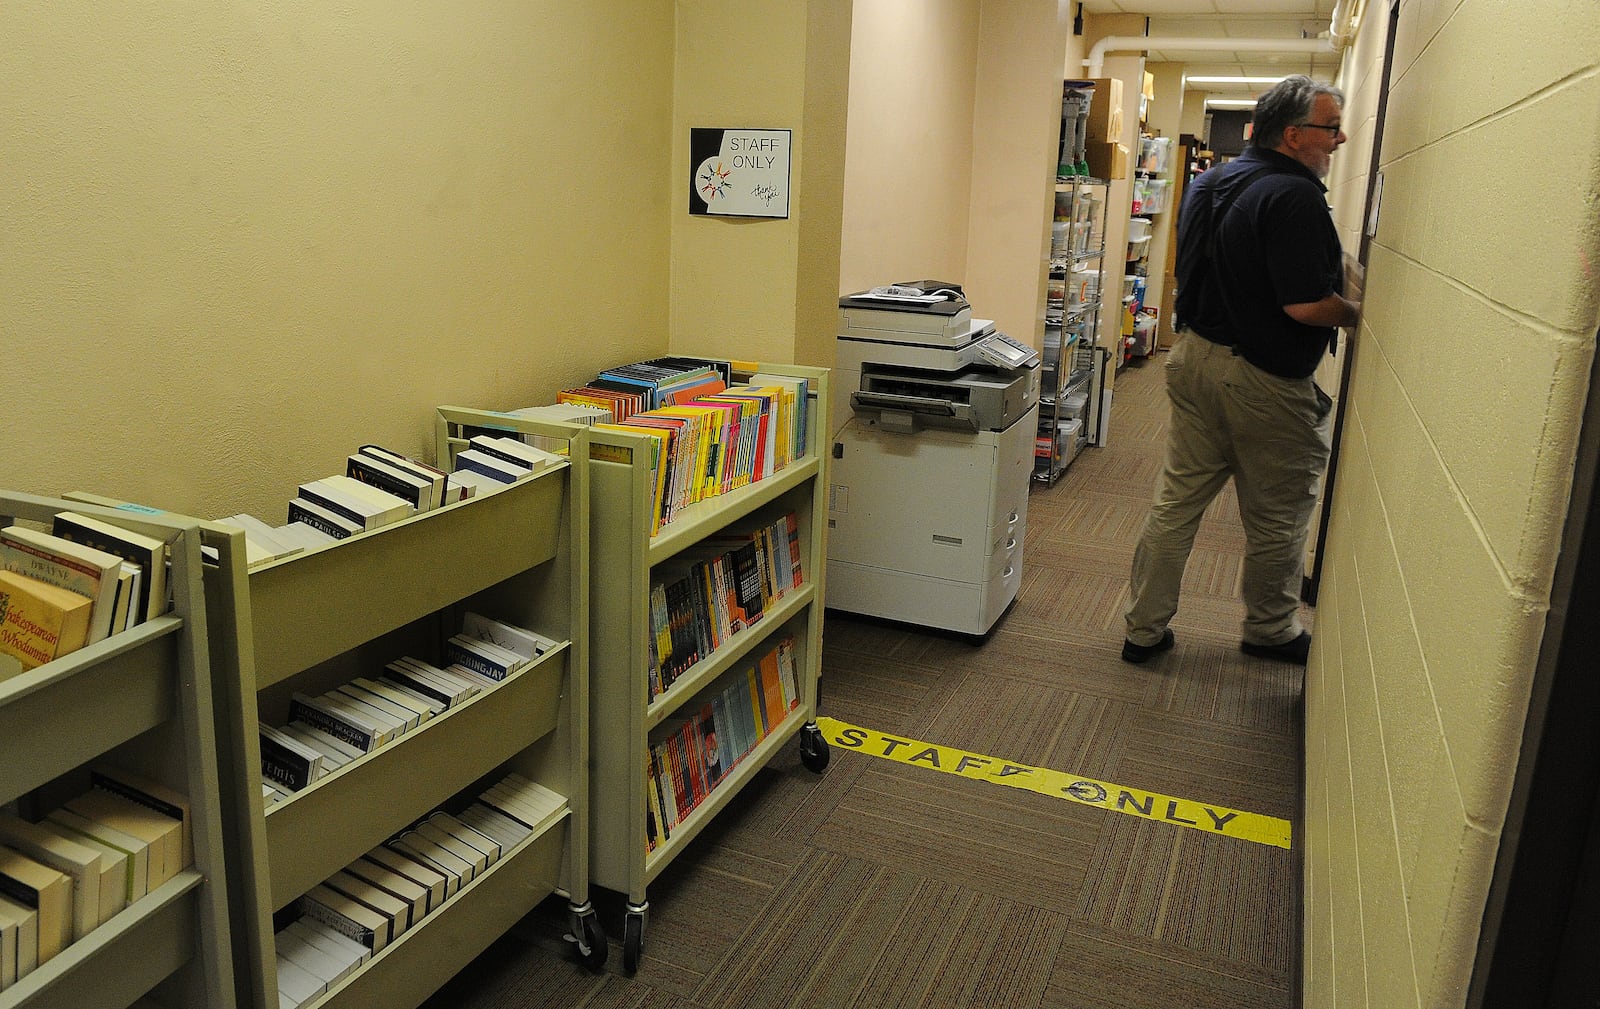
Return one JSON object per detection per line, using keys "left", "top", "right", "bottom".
{"left": 817, "top": 716, "right": 1291, "bottom": 849}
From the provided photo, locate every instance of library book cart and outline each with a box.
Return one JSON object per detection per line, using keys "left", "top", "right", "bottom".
{"left": 583, "top": 361, "right": 832, "bottom": 972}
{"left": 0, "top": 493, "right": 235, "bottom": 1009}
{"left": 203, "top": 415, "right": 600, "bottom": 1009}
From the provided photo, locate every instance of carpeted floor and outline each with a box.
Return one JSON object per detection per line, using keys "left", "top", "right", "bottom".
{"left": 422, "top": 352, "right": 1305, "bottom": 1009}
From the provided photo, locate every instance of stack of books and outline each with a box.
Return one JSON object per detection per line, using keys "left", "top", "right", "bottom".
{"left": 0, "top": 767, "right": 191, "bottom": 988}
{"left": 217, "top": 445, "right": 462, "bottom": 562}
{"left": 259, "top": 614, "right": 556, "bottom": 803}
{"left": 645, "top": 636, "right": 799, "bottom": 853}
{"left": 646, "top": 511, "right": 804, "bottom": 698}
{"left": 277, "top": 773, "right": 566, "bottom": 1005}
{"left": 0, "top": 514, "right": 174, "bottom": 675}
{"left": 448, "top": 434, "right": 563, "bottom": 495}
{"left": 577, "top": 359, "right": 810, "bottom": 536}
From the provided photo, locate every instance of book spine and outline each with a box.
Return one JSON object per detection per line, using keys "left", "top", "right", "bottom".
{"left": 258, "top": 733, "right": 314, "bottom": 791}
{"left": 286, "top": 501, "right": 355, "bottom": 540}
{"left": 295, "top": 486, "right": 370, "bottom": 528}
{"left": 297, "top": 893, "right": 378, "bottom": 952}
{"left": 346, "top": 457, "right": 425, "bottom": 508}
{"left": 288, "top": 696, "right": 375, "bottom": 752}
{"left": 442, "top": 640, "right": 510, "bottom": 682}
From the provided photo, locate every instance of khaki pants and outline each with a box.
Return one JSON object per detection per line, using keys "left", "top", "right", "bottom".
{"left": 1125, "top": 336, "right": 1333, "bottom": 648}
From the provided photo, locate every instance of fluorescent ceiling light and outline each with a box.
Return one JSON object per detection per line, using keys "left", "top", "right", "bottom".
{"left": 1205, "top": 99, "right": 1259, "bottom": 109}
{"left": 1186, "top": 75, "right": 1288, "bottom": 85}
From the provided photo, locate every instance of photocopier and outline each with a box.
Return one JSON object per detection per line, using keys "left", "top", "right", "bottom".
{"left": 825, "top": 283, "right": 1041, "bottom": 636}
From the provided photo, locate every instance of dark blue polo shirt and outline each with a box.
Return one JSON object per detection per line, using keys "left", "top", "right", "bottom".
{"left": 1176, "top": 147, "right": 1342, "bottom": 379}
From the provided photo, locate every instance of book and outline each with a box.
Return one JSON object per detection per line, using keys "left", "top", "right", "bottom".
{"left": 27, "top": 819, "right": 126, "bottom": 925}
{"left": 0, "top": 813, "right": 103, "bottom": 940}
{"left": 356, "top": 446, "right": 450, "bottom": 510}
{"left": 0, "top": 525, "right": 122, "bottom": 644}
{"left": 466, "top": 434, "right": 562, "bottom": 473}
{"left": 49, "top": 512, "right": 168, "bottom": 625}
{"left": 340, "top": 854, "right": 430, "bottom": 922}
{"left": 285, "top": 496, "right": 362, "bottom": 543}
{"left": 410, "top": 820, "right": 489, "bottom": 877}
{"left": 0, "top": 897, "right": 18, "bottom": 988}
{"left": 460, "top": 611, "right": 556, "bottom": 662}
{"left": 89, "top": 766, "right": 192, "bottom": 872}
{"left": 43, "top": 808, "right": 148, "bottom": 905}
{"left": 298, "top": 884, "right": 390, "bottom": 953}
{"left": 0, "top": 893, "right": 36, "bottom": 982}
{"left": 259, "top": 724, "right": 326, "bottom": 791}
{"left": 297, "top": 477, "right": 410, "bottom": 531}
{"left": 274, "top": 953, "right": 327, "bottom": 1005}
{"left": 60, "top": 788, "right": 181, "bottom": 888}
{"left": 215, "top": 514, "right": 304, "bottom": 567}
{"left": 362, "top": 847, "right": 447, "bottom": 911}
{"left": 288, "top": 693, "right": 381, "bottom": 752}
{"left": 0, "top": 570, "right": 94, "bottom": 671}
{"left": 277, "top": 724, "right": 350, "bottom": 771}
{"left": 443, "top": 634, "right": 521, "bottom": 681}
{"left": 453, "top": 448, "right": 529, "bottom": 485}
{"left": 345, "top": 453, "right": 434, "bottom": 512}
{"left": 0, "top": 845, "right": 72, "bottom": 964}
{"left": 427, "top": 812, "right": 501, "bottom": 865}
{"left": 324, "top": 868, "right": 411, "bottom": 935}
{"left": 275, "top": 927, "right": 355, "bottom": 988}
{"left": 386, "top": 833, "right": 469, "bottom": 894}
{"left": 274, "top": 521, "right": 337, "bottom": 551}
{"left": 284, "top": 917, "right": 368, "bottom": 973}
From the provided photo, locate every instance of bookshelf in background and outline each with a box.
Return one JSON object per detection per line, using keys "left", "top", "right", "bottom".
{"left": 202, "top": 415, "right": 599, "bottom": 1009}
{"left": 0, "top": 492, "right": 235, "bottom": 1009}
{"left": 582, "top": 360, "right": 831, "bottom": 973}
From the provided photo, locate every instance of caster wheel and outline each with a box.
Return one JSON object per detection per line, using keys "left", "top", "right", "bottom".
{"left": 800, "top": 722, "right": 830, "bottom": 772}
{"left": 579, "top": 914, "right": 607, "bottom": 970}
{"left": 622, "top": 910, "right": 645, "bottom": 974}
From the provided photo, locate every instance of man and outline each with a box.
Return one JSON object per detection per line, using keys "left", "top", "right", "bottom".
{"left": 1121, "top": 75, "right": 1361, "bottom": 667}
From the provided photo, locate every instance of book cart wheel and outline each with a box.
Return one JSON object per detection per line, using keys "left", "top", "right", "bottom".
{"left": 800, "top": 721, "right": 830, "bottom": 773}
{"left": 623, "top": 900, "right": 648, "bottom": 974}
{"left": 566, "top": 900, "right": 608, "bottom": 970}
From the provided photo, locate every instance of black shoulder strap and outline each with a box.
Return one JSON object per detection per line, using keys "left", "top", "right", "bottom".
{"left": 1174, "top": 162, "right": 1287, "bottom": 332}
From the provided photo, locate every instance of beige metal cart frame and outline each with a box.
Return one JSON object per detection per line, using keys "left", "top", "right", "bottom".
{"left": 0, "top": 493, "right": 235, "bottom": 1009}
{"left": 204, "top": 417, "right": 598, "bottom": 1009}
{"left": 582, "top": 362, "right": 831, "bottom": 973}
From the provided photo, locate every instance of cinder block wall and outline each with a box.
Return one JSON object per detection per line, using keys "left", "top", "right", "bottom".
{"left": 1303, "top": 2, "right": 1600, "bottom": 1007}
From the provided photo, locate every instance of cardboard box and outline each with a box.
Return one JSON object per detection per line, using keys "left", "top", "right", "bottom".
{"left": 1086, "top": 141, "right": 1129, "bottom": 181}
{"left": 1084, "top": 77, "right": 1124, "bottom": 143}
{"left": 1142, "top": 71, "right": 1156, "bottom": 100}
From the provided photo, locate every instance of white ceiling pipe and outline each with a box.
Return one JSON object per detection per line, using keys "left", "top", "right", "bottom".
{"left": 1085, "top": 35, "right": 1334, "bottom": 77}
{"left": 1329, "top": 0, "right": 1361, "bottom": 49}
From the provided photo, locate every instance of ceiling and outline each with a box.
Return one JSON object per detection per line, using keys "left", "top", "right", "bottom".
{"left": 1076, "top": 0, "right": 1344, "bottom": 103}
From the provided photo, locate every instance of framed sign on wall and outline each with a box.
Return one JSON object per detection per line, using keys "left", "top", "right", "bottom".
{"left": 688, "top": 128, "right": 791, "bottom": 218}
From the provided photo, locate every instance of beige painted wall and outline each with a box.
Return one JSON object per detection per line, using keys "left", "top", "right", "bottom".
{"left": 670, "top": 0, "right": 851, "bottom": 370}
{"left": 965, "top": 0, "right": 1072, "bottom": 345}
{"left": 839, "top": 0, "right": 1070, "bottom": 347}
{"left": 2, "top": 1, "right": 676, "bottom": 523}
{"left": 838, "top": 0, "right": 980, "bottom": 295}
{"left": 1304, "top": 3, "right": 1600, "bottom": 1009}
{"left": 4, "top": 1, "right": 848, "bottom": 525}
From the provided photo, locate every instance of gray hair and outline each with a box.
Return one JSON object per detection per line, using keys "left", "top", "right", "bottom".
{"left": 1250, "top": 75, "right": 1344, "bottom": 149}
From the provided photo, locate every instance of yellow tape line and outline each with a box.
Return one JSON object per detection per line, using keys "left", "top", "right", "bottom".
{"left": 817, "top": 716, "right": 1291, "bottom": 849}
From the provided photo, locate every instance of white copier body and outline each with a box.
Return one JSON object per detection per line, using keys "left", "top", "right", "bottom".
{"left": 826, "top": 291, "right": 1040, "bottom": 636}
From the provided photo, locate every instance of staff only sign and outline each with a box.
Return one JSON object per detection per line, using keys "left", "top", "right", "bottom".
{"left": 689, "top": 128, "right": 791, "bottom": 218}
{"left": 817, "top": 716, "right": 1292, "bottom": 848}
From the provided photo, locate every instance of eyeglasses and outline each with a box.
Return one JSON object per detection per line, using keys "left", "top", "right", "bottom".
{"left": 1295, "top": 122, "right": 1343, "bottom": 134}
